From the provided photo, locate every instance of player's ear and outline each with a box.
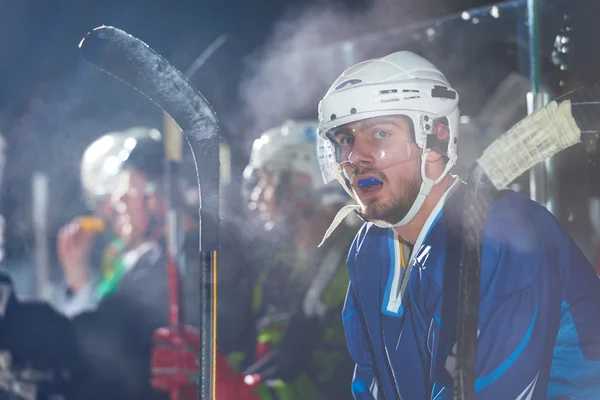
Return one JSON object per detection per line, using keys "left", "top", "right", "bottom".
{"left": 424, "top": 149, "right": 447, "bottom": 182}
{"left": 426, "top": 150, "right": 444, "bottom": 163}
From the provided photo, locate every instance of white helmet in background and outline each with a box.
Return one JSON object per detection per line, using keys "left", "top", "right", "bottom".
{"left": 81, "top": 127, "right": 162, "bottom": 212}
{"left": 317, "top": 51, "right": 460, "bottom": 228}
{"left": 244, "top": 120, "right": 347, "bottom": 227}
{"left": 80, "top": 131, "right": 130, "bottom": 211}
{"left": 245, "top": 120, "right": 323, "bottom": 188}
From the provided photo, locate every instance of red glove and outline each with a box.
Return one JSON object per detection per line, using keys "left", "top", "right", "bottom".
{"left": 151, "top": 325, "right": 200, "bottom": 400}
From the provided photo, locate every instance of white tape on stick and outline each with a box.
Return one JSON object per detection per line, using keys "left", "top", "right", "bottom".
{"left": 478, "top": 100, "right": 581, "bottom": 189}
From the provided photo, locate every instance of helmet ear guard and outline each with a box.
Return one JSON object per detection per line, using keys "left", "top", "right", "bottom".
{"left": 424, "top": 116, "right": 451, "bottom": 156}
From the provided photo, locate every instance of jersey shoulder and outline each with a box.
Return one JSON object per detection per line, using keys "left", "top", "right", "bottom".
{"left": 480, "top": 190, "right": 563, "bottom": 297}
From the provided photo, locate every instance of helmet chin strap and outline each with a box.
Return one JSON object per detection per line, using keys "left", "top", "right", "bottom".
{"left": 369, "top": 150, "right": 453, "bottom": 229}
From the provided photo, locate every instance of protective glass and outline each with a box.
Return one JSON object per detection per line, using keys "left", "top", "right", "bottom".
{"left": 317, "top": 117, "right": 418, "bottom": 185}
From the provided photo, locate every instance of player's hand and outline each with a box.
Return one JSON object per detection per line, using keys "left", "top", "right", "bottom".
{"left": 57, "top": 217, "right": 96, "bottom": 293}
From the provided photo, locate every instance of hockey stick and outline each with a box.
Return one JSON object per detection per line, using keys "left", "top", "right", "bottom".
{"left": 161, "top": 31, "right": 227, "bottom": 360}
{"left": 455, "top": 84, "right": 600, "bottom": 399}
{"left": 78, "top": 26, "right": 220, "bottom": 400}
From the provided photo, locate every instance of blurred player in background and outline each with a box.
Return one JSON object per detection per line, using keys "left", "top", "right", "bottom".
{"left": 241, "top": 120, "right": 357, "bottom": 400}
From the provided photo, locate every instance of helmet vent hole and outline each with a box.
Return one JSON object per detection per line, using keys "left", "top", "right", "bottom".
{"left": 379, "top": 89, "right": 398, "bottom": 94}
{"left": 350, "top": 107, "right": 357, "bottom": 114}
{"left": 403, "top": 96, "right": 420, "bottom": 100}
{"left": 402, "top": 89, "right": 419, "bottom": 93}
{"left": 381, "top": 98, "right": 400, "bottom": 103}
{"left": 330, "top": 114, "right": 337, "bottom": 120}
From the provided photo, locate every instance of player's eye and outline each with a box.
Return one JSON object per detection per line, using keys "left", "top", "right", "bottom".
{"left": 373, "top": 130, "right": 391, "bottom": 139}
{"left": 336, "top": 134, "right": 354, "bottom": 148}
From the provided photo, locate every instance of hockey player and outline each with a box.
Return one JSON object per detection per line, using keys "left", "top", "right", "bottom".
{"left": 316, "top": 51, "right": 600, "bottom": 399}
{"left": 241, "top": 120, "right": 357, "bottom": 400}
{"left": 54, "top": 127, "right": 198, "bottom": 316}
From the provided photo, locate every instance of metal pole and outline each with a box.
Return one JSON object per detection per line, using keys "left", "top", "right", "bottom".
{"left": 32, "top": 172, "right": 50, "bottom": 300}
{"left": 527, "top": 0, "right": 541, "bottom": 94}
{"left": 341, "top": 41, "right": 356, "bottom": 68}
{"left": 526, "top": 0, "right": 549, "bottom": 206}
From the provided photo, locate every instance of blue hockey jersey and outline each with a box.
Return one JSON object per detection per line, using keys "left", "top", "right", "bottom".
{"left": 343, "top": 179, "right": 600, "bottom": 399}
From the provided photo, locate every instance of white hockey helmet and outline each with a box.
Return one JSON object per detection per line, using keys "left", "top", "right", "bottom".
{"left": 317, "top": 51, "right": 460, "bottom": 227}
{"left": 244, "top": 120, "right": 347, "bottom": 221}
{"left": 245, "top": 120, "right": 324, "bottom": 189}
{"left": 80, "top": 126, "right": 163, "bottom": 211}
{"left": 81, "top": 131, "right": 131, "bottom": 211}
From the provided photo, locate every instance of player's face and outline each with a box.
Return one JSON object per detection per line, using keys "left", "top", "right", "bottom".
{"left": 110, "top": 169, "right": 152, "bottom": 248}
{"left": 96, "top": 197, "right": 117, "bottom": 232}
{"left": 250, "top": 168, "right": 313, "bottom": 229}
{"left": 250, "top": 169, "right": 280, "bottom": 225}
{"left": 336, "top": 116, "right": 421, "bottom": 224}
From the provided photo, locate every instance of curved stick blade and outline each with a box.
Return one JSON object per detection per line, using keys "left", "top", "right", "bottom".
{"left": 79, "top": 26, "right": 219, "bottom": 143}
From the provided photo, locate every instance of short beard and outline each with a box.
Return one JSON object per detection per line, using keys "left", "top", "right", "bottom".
{"left": 360, "top": 169, "right": 421, "bottom": 225}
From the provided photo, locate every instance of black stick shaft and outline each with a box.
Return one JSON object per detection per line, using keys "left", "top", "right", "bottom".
{"left": 455, "top": 165, "right": 497, "bottom": 400}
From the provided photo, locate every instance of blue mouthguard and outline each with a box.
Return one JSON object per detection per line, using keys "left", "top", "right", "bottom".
{"left": 358, "top": 177, "right": 383, "bottom": 189}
